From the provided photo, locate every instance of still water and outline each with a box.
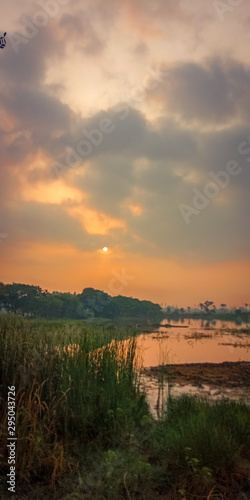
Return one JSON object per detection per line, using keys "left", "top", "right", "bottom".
{"left": 135, "top": 319, "right": 250, "bottom": 416}
{"left": 136, "top": 319, "right": 250, "bottom": 366}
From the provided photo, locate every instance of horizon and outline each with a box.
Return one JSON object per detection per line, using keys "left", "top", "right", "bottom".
{"left": 1, "top": 1, "right": 250, "bottom": 307}
{"left": 1, "top": 280, "right": 249, "bottom": 311}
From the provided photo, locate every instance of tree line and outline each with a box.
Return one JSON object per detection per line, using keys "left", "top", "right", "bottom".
{"left": 0, "top": 282, "right": 162, "bottom": 320}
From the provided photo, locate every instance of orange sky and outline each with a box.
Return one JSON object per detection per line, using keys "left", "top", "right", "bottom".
{"left": 0, "top": 239, "right": 249, "bottom": 307}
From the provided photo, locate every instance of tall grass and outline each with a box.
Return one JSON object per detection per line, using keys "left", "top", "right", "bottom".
{"left": 0, "top": 314, "right": 250, "bottom": 499}
{"left": 150, "top": 395, "right": 250, "bottom": 498}
{"left": 0, "top": 314, "right": 146, "bottom": 485}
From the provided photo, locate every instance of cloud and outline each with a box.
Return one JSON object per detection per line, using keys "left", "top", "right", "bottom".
{"left": 125, "top": 0, "right": 187, "bottom": 36}
{"left": 1, "top": 24, "right": 63, "bottom": 86}
{"left": 133, "top": 42, "right": 149, "bottom": 56}
{"left": 63, "top": 110, "right": 250, "bottom": 262}
{"left": 0, "top": 23, "right": 77, "bottom": 169}
{"left": 152, "top": 58, "right": 250, "bottom": 125}
{"left": 2, "top": 201, "right": 104, "bottom": 251}
{"left": 1, "top": 1, "right": 250, "bottom": 268}
{"left": 59, "top": 12, "right": 106, "bottom": 55}
{"left": 3, "top": 86, "right": 72, "bottom": 133}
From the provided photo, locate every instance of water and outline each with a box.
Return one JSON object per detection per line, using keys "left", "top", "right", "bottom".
{"left": 135, "top": 319, "right": 250, "bottom": 417}
{"left": 60, "top": 319, "right": 250, "bottom": 417}
{"left": 136, "top": 319, "right": 250, "bottom": 366}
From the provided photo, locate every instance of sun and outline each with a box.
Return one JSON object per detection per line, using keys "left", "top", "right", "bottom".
{"left": 103, "top": 247, "right": 109, "bottom": 252}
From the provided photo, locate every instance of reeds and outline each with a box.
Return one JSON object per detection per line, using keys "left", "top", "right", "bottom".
{"left": 0, "top": 314, "right": 145, "bottom": 484}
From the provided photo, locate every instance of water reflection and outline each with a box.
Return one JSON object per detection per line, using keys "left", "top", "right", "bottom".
{"left": 136, "top": 319, "right": 250, "bottom": 367}
{"left": 135, "top": 319, "right": 250, "bottom": 416}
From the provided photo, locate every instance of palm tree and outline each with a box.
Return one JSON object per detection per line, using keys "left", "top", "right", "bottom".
{"left": 204, "top": 300, "right": 213, "bottom": 312}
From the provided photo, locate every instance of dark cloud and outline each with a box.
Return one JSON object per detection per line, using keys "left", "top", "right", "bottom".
{"left": 48, "top": 107, "right": 197, "bottom": 175}
{"left": 154, "top": 58, "right": 250, "bottom": 124}
{"left": 3, "top": 87, "right": 72, "bottom": 134}
{"left": 75, "top": 154, "right": 135, "bottom": 215}
{"left": 1, "top": 25, "right": 63, "bottom": 87}
{"left": 0, "top": 23, "right": 77, "bottom": 168}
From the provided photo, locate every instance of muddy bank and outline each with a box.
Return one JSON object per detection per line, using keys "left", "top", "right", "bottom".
{"left": 143, "top": 361, "right": 250, "bottom": 388}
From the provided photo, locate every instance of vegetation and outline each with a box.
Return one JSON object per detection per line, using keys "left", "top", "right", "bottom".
{"left": 0, "top": 282, "right": 162, "bottom": 321}
{"left": 163, "top": 309, "right": 249, "bottom": 324}
{"left": 0, "top": 314, "right": 250, "bottom": 499}
{"left": 1, "top": 283, "right": 248, "bottom": 325}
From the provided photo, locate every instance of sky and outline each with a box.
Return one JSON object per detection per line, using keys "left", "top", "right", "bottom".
{"left": 0, "top": 0, "right": 250, "bottom": 308}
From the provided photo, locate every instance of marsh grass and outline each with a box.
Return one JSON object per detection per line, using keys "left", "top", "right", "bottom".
{"left": 150, "top": 396, "right": 250, "bottom": 499}
{"left": 0, "top": 314, "right": 250, "bottom": 499}
{"left": 0, "top": 314, "right": 146, "bottom": 485}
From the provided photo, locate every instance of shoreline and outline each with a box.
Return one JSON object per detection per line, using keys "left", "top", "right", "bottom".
{"left": 143, "top": 361, "right": 250, "bottom": 388}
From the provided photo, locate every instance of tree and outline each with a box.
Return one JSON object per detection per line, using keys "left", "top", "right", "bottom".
{"left": 4, "top": 283, "right": 44, "bottom": 314}
{"left": 0, "top": 283, "right": 162, "bottom": 321}
{"left": 79, "top": 288, "right": 117, "bottom": 318}
{"left": 204, "top": 300, "right": 214, "bottom": 313}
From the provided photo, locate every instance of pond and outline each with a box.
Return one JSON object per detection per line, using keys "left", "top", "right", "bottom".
{"left": 136, "top": 319, "right": 250, "bottom": 366}
{"left": 135, "top": 319, "right": 250, "bottom": 417}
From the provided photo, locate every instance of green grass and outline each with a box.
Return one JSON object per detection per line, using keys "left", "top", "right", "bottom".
{"left": 150, "top": 396, "right": 250, "bottom": 497}
{"left": 0, "top": 314, "right": 250, "bottom": 499}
